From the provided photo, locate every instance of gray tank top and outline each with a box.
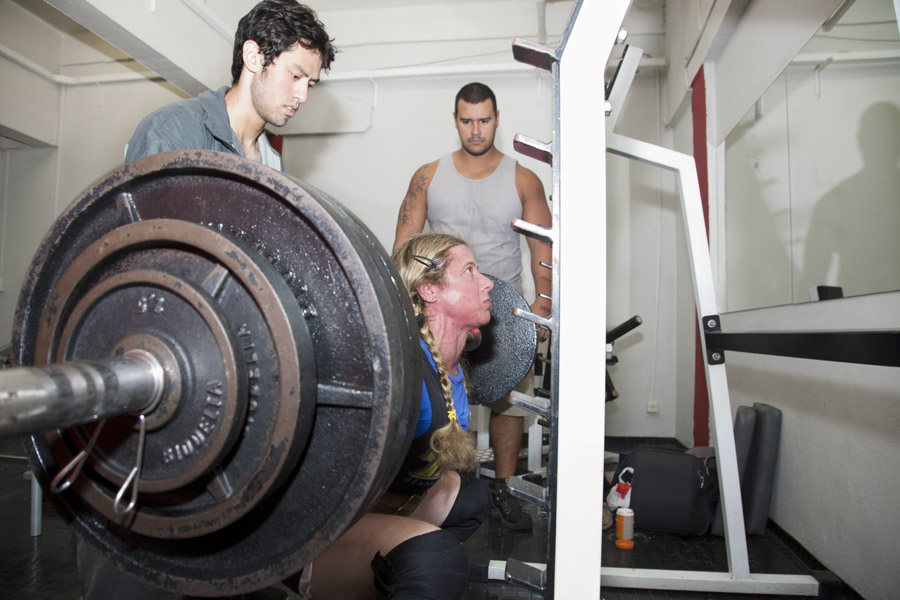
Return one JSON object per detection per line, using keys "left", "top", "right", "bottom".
{"left": 427, "top": 153, "right": 524, "bottom": 292}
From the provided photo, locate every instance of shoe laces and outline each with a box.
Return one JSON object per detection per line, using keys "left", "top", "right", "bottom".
{"left": 493, "top": 485, "right": 523, "bottom": 514}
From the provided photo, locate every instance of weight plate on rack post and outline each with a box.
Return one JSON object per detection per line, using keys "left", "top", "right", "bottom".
{"left": 467, "top": 274, "right": 538, "bottom": 405}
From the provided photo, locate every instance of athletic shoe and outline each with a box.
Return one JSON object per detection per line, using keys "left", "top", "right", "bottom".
{"left": 489, "top": 479, "right": 533, "bottom": 531}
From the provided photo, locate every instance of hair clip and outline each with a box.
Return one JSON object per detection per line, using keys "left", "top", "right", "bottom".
{"left": 410, "top": 254, "right": 437, "bottom": 271}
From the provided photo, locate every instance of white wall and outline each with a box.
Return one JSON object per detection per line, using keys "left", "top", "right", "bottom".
{"left": 0, "top": 0, "right": 62, "bottom": 146}
{"left": 0, "top": 0, "right": 187, "bottom": 345}
{"left": 605, "top": 73, "right": 684, "bottom": 440}
{"left": 696, "top": 2, "right": 900, "bottom": 598}
{"left": 282, "top": 72, "right": 554, "bottom": 270}
{"left": 0, "top": 77, "right": 185, "bottom": 346}
{"left": 0, "top": 147, "right": 8, "bottom": 310}
{"left": 0, "top": 145, "right": 60, "bottom": 347}
{"left": 722, "top": 294, "right": 900, "bottom": 600}
{"left": 668, "top": 102, "right": 701, "bottom": 449}
{"left": 724, "top": 72, "right": 793, "bottom": 311}
{"left": 725, "top": 62, "right": 900, "bottom": 312}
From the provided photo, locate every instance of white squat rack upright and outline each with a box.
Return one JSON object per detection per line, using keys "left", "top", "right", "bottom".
{"left": 496, "top": 1, "right": 821, "bottom": 598}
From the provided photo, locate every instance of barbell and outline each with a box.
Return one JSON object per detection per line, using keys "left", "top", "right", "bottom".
{"left": 0, "top": 150, "right": 537, "bottom": 596}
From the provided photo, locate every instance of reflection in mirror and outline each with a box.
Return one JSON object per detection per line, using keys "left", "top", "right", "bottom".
{"left": 724, "top": 0, "right": 900, "bottom": 312}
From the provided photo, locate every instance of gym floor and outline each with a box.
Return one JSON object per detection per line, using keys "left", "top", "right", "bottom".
{"left": 0, "top": 435, "right": 859, "bottom": 600}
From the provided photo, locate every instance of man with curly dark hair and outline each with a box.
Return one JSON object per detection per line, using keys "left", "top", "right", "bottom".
{"left": 125, "top": 0, "right": 335, "bottom": 168}
{"left": 80, "top": 3, "right": 335, "bottom": 599}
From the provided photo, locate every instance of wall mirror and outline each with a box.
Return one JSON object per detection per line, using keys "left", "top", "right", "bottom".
{"left": 723, "top": 0, "right": 900, "bottom": 312}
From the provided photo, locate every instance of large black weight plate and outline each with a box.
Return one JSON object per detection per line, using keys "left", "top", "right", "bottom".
{"left": 36, "top": 221, "right": 310, "bottom": 538}
{"left": 11, "top": 151, "right": 421, "bottom": 595}
{"left": 467, "top": 275, "right": 538, "bottom": 404}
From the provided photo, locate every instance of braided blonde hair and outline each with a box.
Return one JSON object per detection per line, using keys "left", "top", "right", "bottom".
{"left": 392, "top": 233, "right": 477, "bottom": 474}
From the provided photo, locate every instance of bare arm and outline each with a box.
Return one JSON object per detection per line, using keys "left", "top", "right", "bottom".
{"left": 516, "top": 165, "right": 553, "bottom": 341}
{"left": 392, "top": 162, "right": 438, "bottom": 253}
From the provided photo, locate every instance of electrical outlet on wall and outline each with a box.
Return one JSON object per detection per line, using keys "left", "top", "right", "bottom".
{"left": 646, "top": 398, "right": 659, "bottom": 413}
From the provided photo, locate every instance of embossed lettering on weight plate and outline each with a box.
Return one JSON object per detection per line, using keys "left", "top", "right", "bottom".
{"left": 162, "top": 382, "right": 223, "bottom": 464}
{"left": 238, "top": 323, "right": 261, "bottom": 435}
{"left": 137, "top": 293, "right": 165, "bottom": 314}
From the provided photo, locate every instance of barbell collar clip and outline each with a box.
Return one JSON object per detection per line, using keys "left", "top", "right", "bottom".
{"left": 114, "top": 413, "right": 147, "bottom": 516}
{"left": 50, "top": 419, "right": 107, "bottom": 494}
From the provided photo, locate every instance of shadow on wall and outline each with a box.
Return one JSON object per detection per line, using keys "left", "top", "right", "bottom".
{"left": 801, "top": 101, "right": 900, "bottom": 298}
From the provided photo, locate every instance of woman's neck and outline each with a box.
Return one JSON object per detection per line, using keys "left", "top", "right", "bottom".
{"left": 425, "top": 314, "right": 468, "bottom": 375}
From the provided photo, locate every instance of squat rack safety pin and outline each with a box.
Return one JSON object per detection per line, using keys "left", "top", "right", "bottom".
{"left": 50, "top": 418, "right": 108, "bottom": 494}
{"left": 114, "top": 413, "right": 147, "bottom": 516}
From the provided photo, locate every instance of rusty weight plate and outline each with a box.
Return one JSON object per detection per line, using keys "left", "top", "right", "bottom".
{"left": 35, "top": 220, "right": 313, "bottom": 538}
{"left": 12, "top": 151, "right": 421, "bottom": 596}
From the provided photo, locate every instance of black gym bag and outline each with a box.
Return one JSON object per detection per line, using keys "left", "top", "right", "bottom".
{"left": 612, "top": 445, "right": 719, "bottom": 536}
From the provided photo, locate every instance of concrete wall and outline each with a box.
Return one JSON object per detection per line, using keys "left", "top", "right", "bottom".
{"left": 722, "top": 294, "right": 900, "bottom": 600}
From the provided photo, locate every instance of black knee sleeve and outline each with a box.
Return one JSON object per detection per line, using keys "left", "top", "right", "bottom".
{"left": 371, "top": 529, "right": 468, "bottom": 600}
{"left": 440, "top": 472, "right": 491, "bottom": 542}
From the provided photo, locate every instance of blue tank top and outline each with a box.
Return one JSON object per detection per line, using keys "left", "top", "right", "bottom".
{"left": 388, "top": 339, "right": 470, "bottom": 495}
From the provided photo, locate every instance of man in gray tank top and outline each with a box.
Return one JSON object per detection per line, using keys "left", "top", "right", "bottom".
{"left": 393, "top": 82, "right": 552, "bottom": 531}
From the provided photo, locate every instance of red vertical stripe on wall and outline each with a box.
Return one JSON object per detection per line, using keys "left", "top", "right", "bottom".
{"left": 690, "top": 66, "right": 711, "bottom": 447}
{"left": 268, "top": 134, "right": 284, "bottom": 155}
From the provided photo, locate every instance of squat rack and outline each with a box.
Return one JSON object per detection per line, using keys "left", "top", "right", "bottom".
{"left": 498, "top": 1, "right": 826, "bottom": 597}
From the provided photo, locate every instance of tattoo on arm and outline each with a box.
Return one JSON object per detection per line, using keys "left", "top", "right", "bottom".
{"left": 399, "top": 173, "right": 428, "bottom": 226}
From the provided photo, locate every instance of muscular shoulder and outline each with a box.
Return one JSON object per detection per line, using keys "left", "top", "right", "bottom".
{"left": 415, "top": 160, "right": 439, "bottom": 185}
{"left": 514, "top": 162, "right": 545, "bottom": 197}
{"left": 406, "top": 160, "right": 439, "bottom": 196}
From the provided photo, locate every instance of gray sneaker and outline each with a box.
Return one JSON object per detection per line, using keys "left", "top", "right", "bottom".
{"left": 489, "top": 479, "right": 533, "bottom": 531}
